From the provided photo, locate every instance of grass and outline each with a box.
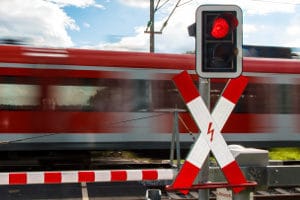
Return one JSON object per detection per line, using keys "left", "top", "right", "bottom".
{"left": 92, "top": 151, "right": 139, "bottom": 159}
{"left": 92, "top": 149, "right": 300, "bottom": 161}
{"left": 269, "top": 147, "right": 300, "bottom": 160}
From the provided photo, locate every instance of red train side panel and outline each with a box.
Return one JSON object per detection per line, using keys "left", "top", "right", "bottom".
{"left": 0, "top": 45, "right": 299, "bottom": 150}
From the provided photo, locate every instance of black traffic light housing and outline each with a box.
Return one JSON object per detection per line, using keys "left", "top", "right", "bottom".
{"left": 196, "top": 5, "right": 242, "bottom": 78}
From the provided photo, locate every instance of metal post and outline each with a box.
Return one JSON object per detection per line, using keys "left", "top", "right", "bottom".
{"left": 198, "top": 78, "right": 210, "bottom": 200}
{"left": 170, "top": 115, "right": 175, "bottom": 166}
{"left": 174, "top": 111, "right": 181, "bottom": 169}
{"left": 233, "top": 189, "right": 254, "bottom": 200}
{"left": 170, "top": 110, "right": 181, "bottom": 169}
{"left": 149, "top": 0, "right": 155, "bottom": 52}
{"left": 146, "top": 189, "right": 162, "bottom": 200}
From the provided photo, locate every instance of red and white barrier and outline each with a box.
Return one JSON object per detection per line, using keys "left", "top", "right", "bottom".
{"left": 172, "top": 71, "right": 248, "bottom": 194}
{"left": 0, "top": 169, "right": 175, "bottom": 185}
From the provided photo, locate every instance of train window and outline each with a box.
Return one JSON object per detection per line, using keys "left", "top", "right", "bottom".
{"left": 49, "top": 85, "right": 100, "bottom": 110}
{"left": 47, "top": 78, "right": 187, "bottom": 112}
{"left": 234, "top": 83, "right": 300, "bottom": 114}
{"left": 211, "top": 79, "right": 300, "bottom": 114}
{"left": 0, "top": 84, "right": 40, "bottom": 110}
{"left": 151, "top": 80, "right": 186, "bottom": 111}
{"left": 49, "top": 78, "right": 151, "bottom": 112}
{"left": 243, "top": 45, "right": 292, "bottom": 58}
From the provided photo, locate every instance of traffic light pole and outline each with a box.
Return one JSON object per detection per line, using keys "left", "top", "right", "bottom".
{"left": 198, "top": 77, "right": 211, "bottom": 200}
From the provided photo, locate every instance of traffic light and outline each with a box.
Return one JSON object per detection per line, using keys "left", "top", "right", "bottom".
{"left": 196, "top": 5, "right": 242, "bottom": 78}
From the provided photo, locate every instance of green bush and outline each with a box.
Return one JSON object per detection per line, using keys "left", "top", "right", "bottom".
{"left": 269, "top": 147, "right": 300, "bottom": 160}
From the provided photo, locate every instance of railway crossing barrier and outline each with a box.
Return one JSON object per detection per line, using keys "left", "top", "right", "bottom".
{"left": 0, "top": 169, "right": 175, "bottom": 185}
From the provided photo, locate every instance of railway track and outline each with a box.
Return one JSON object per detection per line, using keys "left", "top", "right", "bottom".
{"left": 164, "top": 187, "right": 300, "bottom": 200}
{"left": 254, "top": 187, "right": 300, "bottom": 200}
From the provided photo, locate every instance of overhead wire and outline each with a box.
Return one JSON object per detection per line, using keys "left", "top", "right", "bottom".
{"left": 155, "top": 0, "right": 161, "bottom": 11}
{"left": 146, "top": 0, "right": 195, "bottom": 33}
{"left": 159, "top": 0, "right": 182, "bottom": 32}
{"left": 177, "top": 0, "right": 194, "bottom": 7}
{"left": 145, "top": 0, "right": 169, "bottom": 32}
{"left": 155, "top": 0, "right": 171, "bottom": 11}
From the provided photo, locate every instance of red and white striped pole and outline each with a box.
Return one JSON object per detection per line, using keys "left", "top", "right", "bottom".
{"left": 0, "top": 169, "right": 175, "bottom": 185}
{"left": 172, "top": 71, "right": 248, "bottom": 194}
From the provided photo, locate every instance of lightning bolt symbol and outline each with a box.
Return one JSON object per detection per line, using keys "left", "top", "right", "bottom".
{"left": 207, "top": 122, "right": 214, "bottom": 142}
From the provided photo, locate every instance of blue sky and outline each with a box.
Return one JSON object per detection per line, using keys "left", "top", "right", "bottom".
{"left": 0, "top": 0, "right": 300, "bottom": 53}
{"left": 64, "top": 1, "right": 148, "bottom": 46}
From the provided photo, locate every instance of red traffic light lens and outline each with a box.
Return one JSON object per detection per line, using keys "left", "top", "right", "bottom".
{"left": 211, "top": 17, "right": 230, "bottom": 39}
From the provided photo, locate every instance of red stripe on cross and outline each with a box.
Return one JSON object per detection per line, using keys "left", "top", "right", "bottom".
{"left": 173, "top": 71, "right": 200, "bottom": 103}
{"left": 222, "top": 76, "right": 248, "bottom": 104}
{"left": 172, "top": 161, "right": 200, "bottom": 195}
{"left": 222, "top": 161, "right": 246, "bottom": 193}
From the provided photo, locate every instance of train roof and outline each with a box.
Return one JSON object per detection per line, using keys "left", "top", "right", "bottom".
{"left": 0, "top": 45, "right": 300, "bottom": 75}
{"left": 0, "top": 45, "right": 194, "bottom": 70}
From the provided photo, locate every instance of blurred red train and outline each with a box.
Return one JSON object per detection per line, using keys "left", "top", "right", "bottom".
{"left": 0, "top": 45, "right": 300, "bottom": 151}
